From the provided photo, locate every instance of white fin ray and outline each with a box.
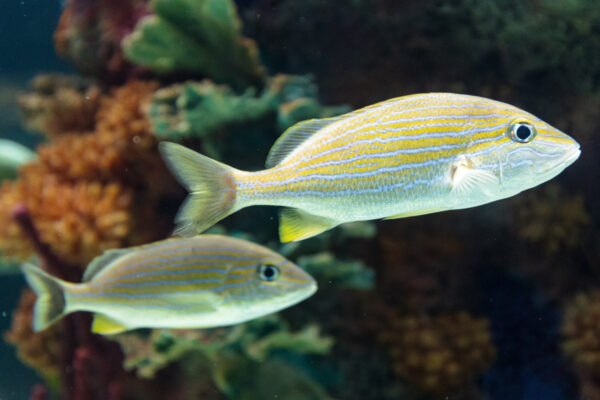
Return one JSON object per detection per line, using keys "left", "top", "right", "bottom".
{"left": 451, "top": 163, "right": 499, "bottom": 197}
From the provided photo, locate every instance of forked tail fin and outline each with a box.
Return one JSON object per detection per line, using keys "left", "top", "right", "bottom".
{"left": 159, "top": 142, "right": 239, "bottom": 236}
{"left": 21, "top": 263, "right": 68, "bottom": 332}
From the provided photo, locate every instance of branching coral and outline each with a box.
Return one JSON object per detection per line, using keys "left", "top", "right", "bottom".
{"left": 112, "top": 315, "right": 333, "bottom": 399}
{"left": 115, "top": 315, "right": 333, "bottom": 379}
{"left": 0, "top": 80, "right": 178, "bottom": 267}
{"left": 18, "top": 74, "right": 101, "bottom": 138}
{"left": 146, "top": 74, "right": 348, "bottom": 160}
{"left": 123, "top": 0, "right": 265, "bottom": 89}
{"left": 4, "top": 289, "right": 63, "bottom": 385}
{"left": 0, "top": 177, "right": 133, "bottom": 265}
{"left": 55, "top": 0, "right": 150, "bottom": 82}
{"left": 37, "top": 80, "right": 159, "bottom": 184}
{"left": 379, "top": 312, "right": 496, "bottom": 396}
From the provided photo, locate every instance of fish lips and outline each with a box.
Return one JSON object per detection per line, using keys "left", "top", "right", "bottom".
{"left": 535, "top": 144, "right": 581, "bottom": 175}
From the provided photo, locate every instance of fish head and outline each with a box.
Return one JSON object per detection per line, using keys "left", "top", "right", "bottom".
{"left": 221, "top": 249, "right": 317, "bottom": 317}
{"left": 464, "top": 103, "right": 580, "bottom": 199}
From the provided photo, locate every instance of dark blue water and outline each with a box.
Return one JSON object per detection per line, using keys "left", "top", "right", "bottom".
{"left": 0, "top": 2, "right": 69, "bottom": 398}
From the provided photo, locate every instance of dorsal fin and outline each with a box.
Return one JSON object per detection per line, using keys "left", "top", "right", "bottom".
{"left": 265, "top": 116, "right": 342, "bottom": 168}
{"left": 83, "top": 248, "right": 131, "bottom": 282}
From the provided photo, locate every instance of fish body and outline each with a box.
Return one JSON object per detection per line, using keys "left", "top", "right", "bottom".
{"left": 22, "top": 235, "right": 316, "bottom": 334}
{"left": 160, "top": 93, "right": 580, "bottom": 242}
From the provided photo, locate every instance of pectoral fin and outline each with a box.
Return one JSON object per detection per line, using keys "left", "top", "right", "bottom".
{"left": 91, "top": 314, "right": 130, "bottom": 335}
{"left": 451, "top": 163, "right": 498, "bottom": 197}
{"left": 279, "top": 208, "right": 339, "bottom": 242}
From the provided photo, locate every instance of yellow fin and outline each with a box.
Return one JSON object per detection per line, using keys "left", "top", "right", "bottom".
{"left": 279, "top": 208, "right": 339, "bottom": 242}
{"left": 91, "top": 314, "right": 130, "bottom": 335}
{"left": 384, "top": 208, "right": 449, "bottom": 220}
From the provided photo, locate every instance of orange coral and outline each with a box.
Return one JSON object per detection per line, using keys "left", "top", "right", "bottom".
{"left": 379, "top": 312, "right": 496, "bottom": 396}
{"left": 4, "top": 289, "right": 63, "bottom": 383}
{"left": 36, "top": 80, "right": 159, "bottom": 184}
{"left": 18, "top": 74, "right": 101, "bottom": 138}
{"left": 0, "top": 174, "right": 133, "bottom": 265}
{"left": 0, "top": 80, "right": 178, "bottom": 267}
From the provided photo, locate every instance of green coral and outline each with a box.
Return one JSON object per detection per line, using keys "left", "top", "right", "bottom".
{"left": 215, "top": 357, "right": 334, "bottom": 400}
{"left": 123, "top": 0, "right": 266, "bottom": 89}
{"left": 297, "top": 252, "right": 374, "bottom": 290}
{"left": 148, "top": 75, "right": 348, "bottom": 140}
{"left": 147, "top": 74, "right": 349, "bottom": 159}
{"left": 113, "top": 315, "right": 334, "bottom": 399}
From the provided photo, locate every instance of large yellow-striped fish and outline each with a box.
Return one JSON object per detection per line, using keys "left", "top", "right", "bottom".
{"left": 160, "top": 93, "right": 580, "bottom": 242}
{"left": 21, "top": 235, "right": 316, "bottom": 334}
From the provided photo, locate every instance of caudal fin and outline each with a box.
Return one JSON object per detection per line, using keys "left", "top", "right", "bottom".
{"left": 21, "top": 263, "right": 67, "bottom": 331}
{"left": 159, "top": 142, "right": 238, "bottom": 236}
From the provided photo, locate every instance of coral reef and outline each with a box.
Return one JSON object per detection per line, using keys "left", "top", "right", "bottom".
{"left": 562, "top": 291, "right": 600, "bottom": 399}
{"left": 244, "top": 0, "right": 600, "bottom": 113}
{"left": 122, "top": 0, "right": 265, "bottom": 89}
{"left": 296, "top": 252, "right": 374, "bottom": 290}
{"left": 4, "top": 289, "right": 63, "bottom": 385}
{"left": 55, "top": 0, "right": 150, "bottom": 83}
{"left": 0, "top": 178, "right": 133, "bottom": 265}
{"left": 146, "top": 74, "right": 348, "bottom": 160}
{"left": 18, "top": 74, "right": 101, "bottom": 138}
{"left": 114, "top": 315, "right": 333, "bottom": 399}
{"left": 4, "top": 0, "right": 600, "bottom": 398}
{"left": 513, "top": 184, "right": 590, "bottom": 255}
{"left": 0, "top": 80, "right": 178, "bottom": 267}
{"left": 379, "top": 312, "right": 496, "bottom": 396}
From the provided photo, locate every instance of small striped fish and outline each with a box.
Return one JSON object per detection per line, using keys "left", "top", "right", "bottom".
{"left": 22, "top": 235, "right": 316, "bottom": 334}
{"left": 160, "top": 93, "right": 580, "bottom": 242}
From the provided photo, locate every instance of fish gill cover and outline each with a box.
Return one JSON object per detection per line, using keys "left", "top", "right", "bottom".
{"left": 0, "top": 0, "right": 598, "bottom": 399}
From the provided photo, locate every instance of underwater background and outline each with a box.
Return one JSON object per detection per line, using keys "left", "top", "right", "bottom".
{"left": 0, "top": 0, "right": 599, "bottom": 399}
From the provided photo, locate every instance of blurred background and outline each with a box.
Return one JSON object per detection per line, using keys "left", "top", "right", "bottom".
{"left": 0, "top": 1, "right": 599, "bottom": 399}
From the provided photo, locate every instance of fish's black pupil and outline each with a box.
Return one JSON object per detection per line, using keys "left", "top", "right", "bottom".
{"left": 264, "top": 266, "right": 274, "bottom": 278}
{"left": 516, "top": 125, "right": 531, "bottom": 141}
{"left": 261, "top": 265, "right": 276, "bottom": 280}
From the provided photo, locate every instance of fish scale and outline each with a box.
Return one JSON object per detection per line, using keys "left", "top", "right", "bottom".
{"left": 160, "top": 92, "right": 580, "bottom": 242}
{"left": 20, "top": 235, "right": 316, "bottom": 334}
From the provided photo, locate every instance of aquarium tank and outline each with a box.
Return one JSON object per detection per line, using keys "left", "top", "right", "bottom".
{"left": 0, "top": 0, "right": 599, "bottom": 399}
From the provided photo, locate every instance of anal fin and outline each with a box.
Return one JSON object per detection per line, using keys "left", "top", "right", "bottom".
{"left": 279, "top": 208, "right": 339, "bottom": 242}
{"left": 92, "top": 314, "right": 130, "bottom": 335}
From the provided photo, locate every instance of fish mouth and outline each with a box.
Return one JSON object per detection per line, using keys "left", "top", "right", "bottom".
{"left": 287, "top": 281, "right": 317, "bottom": 304}
{"left": 561, "top": 145, "right": 581, "bottom": 166}
{"left": 536, "top": 144, "right": 580, "bottom": 175}
{"left": 552, "top": 144, "right": 581, "bottom": 171}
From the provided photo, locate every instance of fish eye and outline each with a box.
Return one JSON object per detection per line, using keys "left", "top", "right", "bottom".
{"left": 258, "top": 263, "right": 280, "bottom": 282}
{"left": 508, "top": 121, "right": 537, "bottom": 143}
